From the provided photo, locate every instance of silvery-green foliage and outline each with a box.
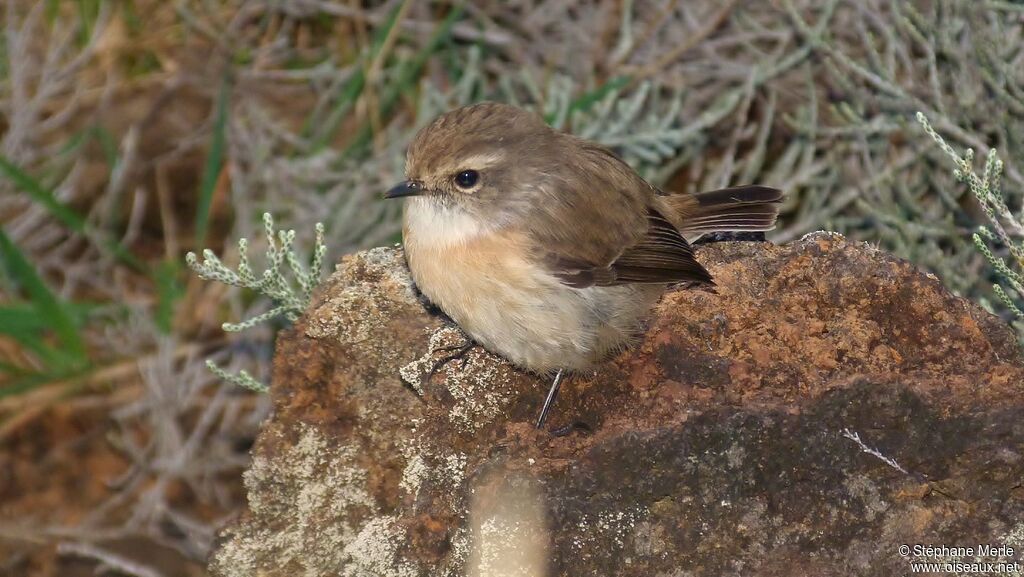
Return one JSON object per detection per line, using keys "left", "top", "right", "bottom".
{"left": 204, "top": 360, "right": 268, "bottom": 393}
{"left": 917, "top": 112, "right": 1024, "bottom": 325}
{"left": 567, "top": 82, "right": 688, "bottom": 179}
{"left": 186, "top": 213, "right": 326, "bottom": 390}
{"left": 420, "top": 47, "right": 694, "bottom": 182}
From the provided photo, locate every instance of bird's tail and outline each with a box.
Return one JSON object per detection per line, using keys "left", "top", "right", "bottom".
{"left": 660, "top": 185, "right": 783, "bottom": 243}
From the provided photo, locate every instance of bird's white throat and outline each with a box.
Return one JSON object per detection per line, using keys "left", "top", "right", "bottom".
{"left": 405, "top": 198, "right": 490, "bottom": 246}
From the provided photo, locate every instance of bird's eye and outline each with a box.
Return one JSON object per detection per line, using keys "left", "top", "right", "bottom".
{"left": 454, "top": 170, "right": 479, "bottom": 189}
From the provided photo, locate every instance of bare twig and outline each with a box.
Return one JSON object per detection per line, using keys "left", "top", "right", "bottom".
{"left": 57, "top": 541, "right": 166, "bottom": 577}
{"left": 840, "top": 428, "right": 914, "bottom": 477}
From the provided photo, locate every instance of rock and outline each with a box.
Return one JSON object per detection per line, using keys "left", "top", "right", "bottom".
{"left": 209, "top": 233, "right": 1024, "bottom": 577}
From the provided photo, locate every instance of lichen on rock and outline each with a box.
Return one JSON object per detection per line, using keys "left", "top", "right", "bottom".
{"left": 212, "top": 424, "right": 378, "bottom": 577}
{"left": 211, "top": 234, "right": 1024, "bottom": 577}
{"left": 399, "top": 326, "right": 521, "bottom": 432}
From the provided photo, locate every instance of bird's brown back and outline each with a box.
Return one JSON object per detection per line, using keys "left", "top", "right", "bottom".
{"left": 402, "top": 102, "right": 781, "bottom": 289}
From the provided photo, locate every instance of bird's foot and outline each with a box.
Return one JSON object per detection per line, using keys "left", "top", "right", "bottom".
{"left": 421, "top": 339, "right": 475, "bottom": 387}
{"left": 547, "top": 421, "right": 591, "bottom": 437}
{"left": 399, "top": 326, "right": 477, "bottom": 397}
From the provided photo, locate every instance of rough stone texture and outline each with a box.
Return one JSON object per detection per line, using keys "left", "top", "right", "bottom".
{"left": 209, "top": 233, "right": 1024, "bottom": 577}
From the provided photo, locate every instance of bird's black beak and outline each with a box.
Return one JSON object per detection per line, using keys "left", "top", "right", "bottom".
{"left": 384, "top": 180, "right": 425, "bottom": 199}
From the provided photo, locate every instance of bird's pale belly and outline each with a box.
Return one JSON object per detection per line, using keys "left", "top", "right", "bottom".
{"left": 404, "top": 229, "right": 662, "bottom": 374}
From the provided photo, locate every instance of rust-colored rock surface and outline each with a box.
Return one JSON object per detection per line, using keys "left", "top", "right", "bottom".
{"left": 209, "top": 233, "right": 1024, "bottom": 577}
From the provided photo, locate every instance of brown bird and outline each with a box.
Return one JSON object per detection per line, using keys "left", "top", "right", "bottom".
{"left": 385, "top": 102, "right": 781, "bottom": 428}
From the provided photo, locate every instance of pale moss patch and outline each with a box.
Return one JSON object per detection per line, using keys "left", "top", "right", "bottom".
{"left": 799, "top": 230, "right": 847, "bottom": 243}
{"left": 305, "top": 247, "right": 418, "bottom": 344}
{"left": 211, "top": 424, "right": 377, "bottom": 577}
{"left": 443, "top": 452, "right": 468, "bottom": 486}
{"left": 398, "top": 444, "right": 468, "bottom": 509}
{"left": 399, "top": 326, "right": 519, "bottom": 432}
{"left": 842, "top": 474, "right": 888, "bottom": 522}
{"left": 724, "top": 442, "right": 746, "bottom": 469}
{"left": 305, "top": 288, "right": 387, "bottom": 343}
{"left": 930, "top": 521, "right": 1024, "bottom": 576}
{"left": 342, "top": 516, "right": 422, "bottom": 577}
{"left": 397, "top": 355, "right": 428, "bottom": 396}
{"left": 570, "top": 505, "right": 648, "bottom": 554}
{"left": 397, "top": 442, "right": 474, "bottom": 575}
{"left": 399, "top": 453, "right": 428, "bottom": 499}
{"left": 361, "top": 246, "right": 420, "bottom": 301}
{"left": 444, "top": 526, "right": 472, "bottom": 577}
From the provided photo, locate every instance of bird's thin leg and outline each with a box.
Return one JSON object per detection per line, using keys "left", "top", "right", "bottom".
{"left": 535, "top": 369, "right": 565, "bottom": 429}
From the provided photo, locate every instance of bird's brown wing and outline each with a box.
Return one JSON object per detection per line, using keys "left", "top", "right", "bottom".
{"left": 549, "top": 206, "right": 712, "bottom": 288}
{"left": 534, "top": 141, "right": 712, "bottom": 289}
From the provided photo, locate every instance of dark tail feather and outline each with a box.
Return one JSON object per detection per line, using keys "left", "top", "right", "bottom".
{"left": 663, "top": 185, "right": 783, "bottom": 241}
{"left": 693, "top": 185, "right": 782, "bottom": 206}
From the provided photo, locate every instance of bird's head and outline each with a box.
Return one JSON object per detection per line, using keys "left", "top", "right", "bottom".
{"left": 385, "top": 102, "right": 558, "bottom": 223}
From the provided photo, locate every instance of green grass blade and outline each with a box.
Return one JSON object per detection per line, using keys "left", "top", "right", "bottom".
{"left": 340, "top": 5, "right": 464, "bottom": 161}
{"left": 0, "top": 360, "right": 29, "bottom": 376}
{"left": 308, "top": 71, "right": 366, "bottom": 153}
{"left": 91, "top": 125, "right": 120, "bottom": 169}
{"left": 307, "top": 3, "right": 406, "bottom": 153}
{"left": 195, "top": 80, "right": 230, "bottom": 249}
{"left": 45, "top": 0, "right": 61, "bottom": 23}
{"left": 0, "top": 301, "right": 95, "bottom": 337}
{"left": 57, "top": 128, "right": 91, "bottom": 158}
{"left": 0, "top": 155, "right": 145, "bottom": 271}
{"left": 77, "top": 0, "right": 102, "bottom": 45}
{"left": 1, "top": 374, "right": 54, "bottom": 398}
{"left": 567, "top": 75, "right": 631, "bottom": 115}
{"left": 0, "top": 228, "right": 87, "bottom": 365}
{"left": 543, "top": 75, "right": 632, "bottom": 126}
{"left": 5, "top": 330, "right": 82, "bottom": 372}
{"left": 121, "top": 0, "right": 142, "bottom": 33}
{"left": 0, "top": 156, "right": 86, "bottom": 235}
{"left": 154, "top": 258, "right": 184, "bottom": 334}
{"left": 0, "top": 305, "right": 60, "bottom": 336}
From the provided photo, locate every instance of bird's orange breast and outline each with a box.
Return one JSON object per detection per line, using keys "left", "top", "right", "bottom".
{"left": 402, "top": 202, "right": 659, "bottom": 373}
{"left": 404, "top": 223, "right": 539, "bottom": 328}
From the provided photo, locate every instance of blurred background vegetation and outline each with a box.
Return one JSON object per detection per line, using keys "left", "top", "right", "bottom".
{"left": 0, "top": 0, "right": 1022, "bottom": 575}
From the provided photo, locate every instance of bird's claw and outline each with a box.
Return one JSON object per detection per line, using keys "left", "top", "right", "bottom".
{"left": 421, "top": 340, "right": 476, "bottom": 387}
